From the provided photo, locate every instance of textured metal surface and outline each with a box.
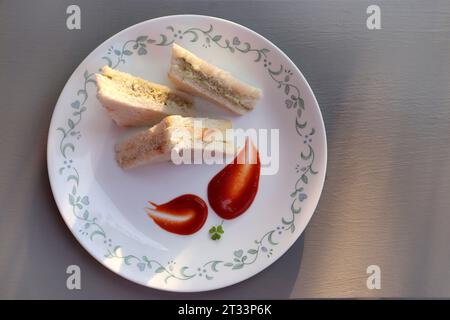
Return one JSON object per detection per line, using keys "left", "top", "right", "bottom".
{"left": 1, "top": 0, "right": 450, "bottom": 298}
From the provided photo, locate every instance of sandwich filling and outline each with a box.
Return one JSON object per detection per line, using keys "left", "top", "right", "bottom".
{"left": 116, "top": 129, "right": 169, "bottom": 167}
{"left": 174, "top": 58, "right": 253, "bottom": 110}
{"left": 101, "top": 71, "right": 192, "bottom": 111}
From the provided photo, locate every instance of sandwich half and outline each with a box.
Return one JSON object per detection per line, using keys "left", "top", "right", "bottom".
{"left": 168, "top": 43, "right": 262, "bottom": 115}
{"left": 96, "top": 66, "right": 195, "bottom": 127}
{"left": 115, "top": 115, "right": 234, "bottom": 169}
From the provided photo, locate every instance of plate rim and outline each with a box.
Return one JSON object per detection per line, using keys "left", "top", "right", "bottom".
{"left": 47, "top": 14, "right": 328, "bottom": 292}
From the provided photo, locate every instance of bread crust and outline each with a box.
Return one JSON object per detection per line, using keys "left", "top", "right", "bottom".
{"left": 115, "top": 116, "right": 233, "bottom": 169}
{"left": 96, "top": 66, "right": 195, "bottom": 127}
{"left": 168, "top": 43, "right": 261, "bottom": 115}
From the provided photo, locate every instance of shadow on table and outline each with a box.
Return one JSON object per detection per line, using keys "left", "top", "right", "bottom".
{"left": 23, "top": 167, "right": 305, "bottom": 299}
{"left": 8, "top": 130, "right": 305, "bottom": 299}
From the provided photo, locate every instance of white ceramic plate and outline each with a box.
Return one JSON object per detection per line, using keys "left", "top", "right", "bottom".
{"left": 47, "top": 15, "right": 327, "bottom": 292}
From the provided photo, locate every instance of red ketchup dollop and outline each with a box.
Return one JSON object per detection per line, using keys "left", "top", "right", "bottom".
{"left": 145, "top": 194, "right": 208, "bottom": 235}
{"left": 207, "top": 138, "right": 261, "bottom": 220}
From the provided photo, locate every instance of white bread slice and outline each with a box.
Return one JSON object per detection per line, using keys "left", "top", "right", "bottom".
{"left": 96, "top": 66, "right": 195, "bottom": 127}
{"left": 115, "top": 115, "right": 234, "bottom": 169}
{"left": 168, "top": 43, "right": 262, "bottom": 115}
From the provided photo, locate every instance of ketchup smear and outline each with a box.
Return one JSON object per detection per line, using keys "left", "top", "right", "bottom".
{"left": 207, "top": 138, "right": 261, "bottom": 220}
{"left": 145, "top": 194, "right": 208, "bottom": 235}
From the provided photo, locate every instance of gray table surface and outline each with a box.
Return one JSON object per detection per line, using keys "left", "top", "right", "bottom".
{"left": 1, "top": 0, "right": 450, "bottom": 299}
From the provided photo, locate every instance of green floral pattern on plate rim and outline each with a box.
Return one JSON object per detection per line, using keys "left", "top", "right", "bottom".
{"left": 55, "top": 24, "right": 318, "bottom": 284}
